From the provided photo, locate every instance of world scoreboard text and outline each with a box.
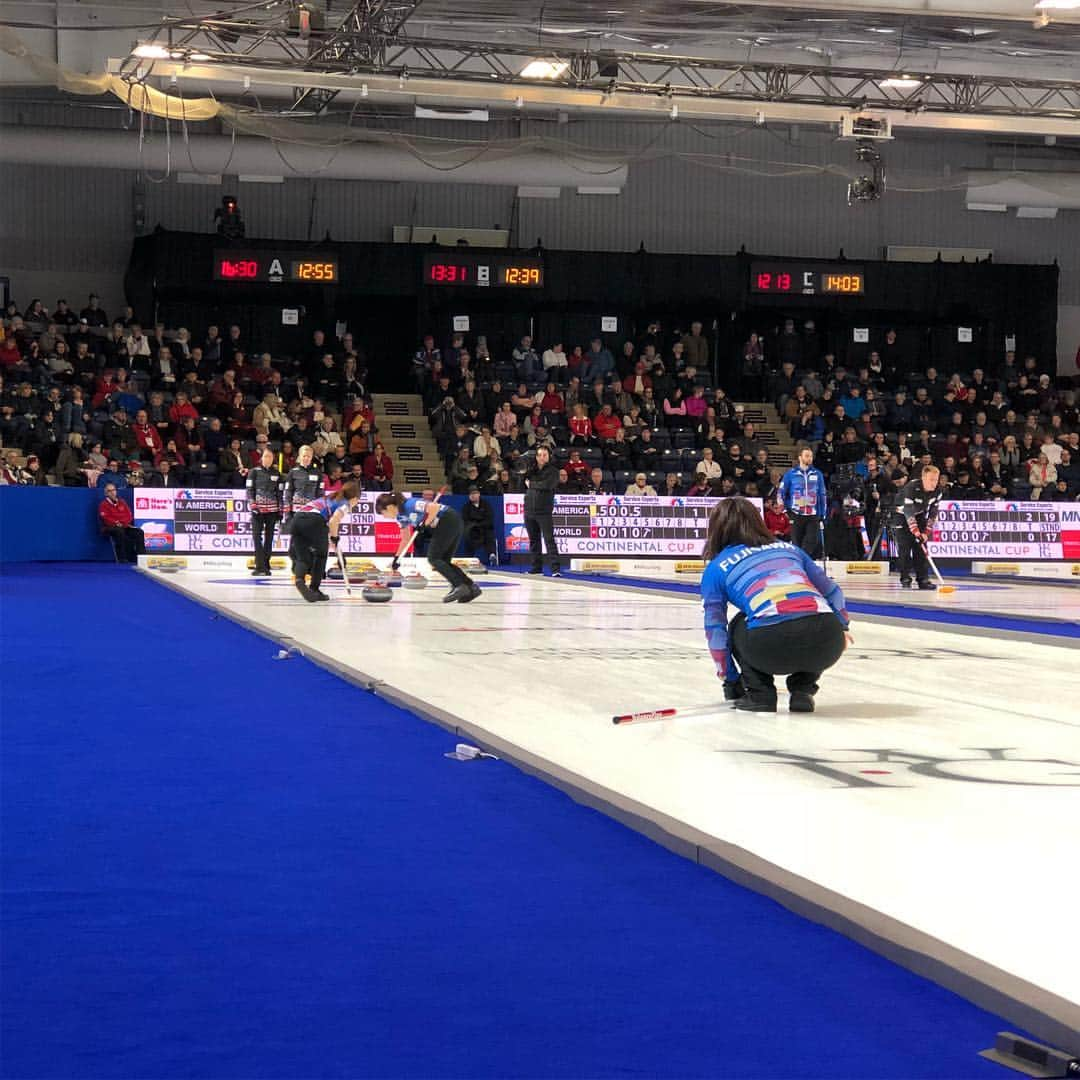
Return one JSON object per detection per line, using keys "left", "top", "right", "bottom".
{"left": 503, "top": 495, "right": 761, "bottom": 557}
{"left": 929, "top": 501, "right": 1080, "bottom": 560}
{"left": 132, "top": 488, "right": 401, "bottom": 554}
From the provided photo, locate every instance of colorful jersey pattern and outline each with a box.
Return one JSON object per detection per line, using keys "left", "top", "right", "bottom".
{"left": 701, "top": 541, "right": 849, "bottom": 680}
{"left": 295, "top": 495, "right": 347, "bottom": 521}
{"left": 778, "top": 465, "right": 828, "bottom": 517}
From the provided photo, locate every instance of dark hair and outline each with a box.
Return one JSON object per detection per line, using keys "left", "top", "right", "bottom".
{"left": 375, "top": 492, "right": 401, "bottom": 514}
{"left": 339, "top": 480, "right": 360, "bottom": 500}
{"left": 702, "top": 497, "right": 775, "bottom": 561}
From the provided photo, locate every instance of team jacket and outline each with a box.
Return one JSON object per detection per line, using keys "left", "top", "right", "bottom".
{"left": 397, "top": 497, "right": 449, "bottom": 530}
{"left": 283, "top": 465, "right": 322, "bottom": 513}
{"left": 295, "top": 495, "right": 348, "bottom": 520}
{"left": 701, "top": 541, "right": 849, "bottom": 680}
{"left": 892, "top": 480, "right": 942, "bottom": 532}
{"left": 99, "top": 496, "right": 133, "bottom": 529}
{"left": 778, "top": 465, "right": 828, "bottom": 517}
{"left": 245, "top": 465, "right": 282, "bottom": 514}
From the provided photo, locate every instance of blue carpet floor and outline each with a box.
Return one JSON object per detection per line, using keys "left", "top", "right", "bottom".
{"left": 1, "top": 564, "right": 1017, "bottom": 1079}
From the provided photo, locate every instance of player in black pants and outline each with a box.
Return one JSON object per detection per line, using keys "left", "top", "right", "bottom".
{"left": 892, "top": 464, "right": 943, "bottom": 589}
{"left": 524, "top": 446, "right": 561, "bottom": 576}
{"left": 379, "top": 493, "right": 480, "bottom": 603}
{"left": 289, "top": 482, "right": 361, "bottom": 601}
{"left": 246, "top": 448, "right": 282, "bottom": 576}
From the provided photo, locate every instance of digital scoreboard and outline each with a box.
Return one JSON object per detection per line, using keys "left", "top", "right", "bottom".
{"left": 213, "top": 250, "right": 339, "bottom": 284}
{"left": 750, "top": 261, "right": 865, "bottom": 296}
{"left": 132, "top": 488, "right": 398, "bottom": 554}
{"left": 422, "top": 253, "right": 544, "bottom": 288}
{"left": 503, "top": 495, "right": 761, "bottom": 558}
{"left": 929, "top": 501, "right": 1080, "bottom": 560}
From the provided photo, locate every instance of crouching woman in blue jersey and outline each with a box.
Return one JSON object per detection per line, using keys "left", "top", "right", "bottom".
{"left": 290, "top": 480, "right": 361, "bottom": 601}
{"left": 376, "top": 492, "right": 481, "bottom": 603}
{"left": 701, "top": 497, "right": 852, "bottom": 713}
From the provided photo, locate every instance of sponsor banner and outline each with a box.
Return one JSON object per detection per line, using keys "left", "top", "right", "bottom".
{"left": 143, "top": 555, "right": 189, "bottom": 569}
{"left": 973, "top": 561, "right": 1080, "bottom": 580}
{"left": 570, "top": 559, "right": 622, "bottom": 573}
{"left": 829, "top": 562, "right": 889, "bottom": 577}
{"left": 133, "top": 487, "right": 394, "bottom": 555}
{"left": 675, "top": 560, "right": 705, "bottom": 573}
{"left": 503, "top": 495, "right": 760, "bottom": 559}
{"left": 930, "top": 501, "right": 1080, "bottom": 561}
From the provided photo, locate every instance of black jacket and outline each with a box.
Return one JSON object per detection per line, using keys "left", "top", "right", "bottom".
{"left": 893, "top": 480, "right": 943, "bottom": 530}
{"left": 524, "top": 459, "right": 559, "bottom": 516}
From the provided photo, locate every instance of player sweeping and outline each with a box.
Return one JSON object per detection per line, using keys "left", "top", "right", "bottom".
{"left": 377, "top": 493, "right": 481, "bottom": 603}
{"left": 701, "top": 497, "right": 851, "bottom": 714}
{"left": 290, "top": 481, "right": 361, "bottom": 602}
{"left": 891, "top": 464, "right": 943, "bottom": 590}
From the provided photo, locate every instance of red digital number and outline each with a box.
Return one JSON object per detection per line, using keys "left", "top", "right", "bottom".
{"left": 778, "top": 273, "right": 792, "bottom": 290}
{"left": 220, "top": 259, "right": 258, "bottom": 279}
{"left": 429, "top": 263, "right": 467, "bottom": 284}
{"left": 757, "top": 272, "right": 772, "bottom": 290}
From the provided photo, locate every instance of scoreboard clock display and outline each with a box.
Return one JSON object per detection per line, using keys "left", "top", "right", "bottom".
{"left": 502, "top": 495, "right": 761, "bottom": 558}
{"left": 750, "top": 261, "right": 865, "bottom": 296}
{"left": 423, "top": 253, "right": 544, "bottom": 288}
{"left": 929, "top": 501, "right": 1080, "bottom": 560}
{"left": 213, "top": 250, "right": 339, "bottom": 284}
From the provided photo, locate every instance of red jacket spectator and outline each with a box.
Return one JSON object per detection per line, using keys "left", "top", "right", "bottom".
{"left": 99, "top": 494, "right": 133, "bottom": 530}
{"left": 132, "top": 421, "right": 163, "bottom": 456}
{"left": 92, "top": 373, "right": 119, "bottom": 409}
{"left": 169, "top": 399, "right": 199, "bottom": 425}
{"left": 594, "top": 410, "right": 622, "bottom": 441}
{"left": 764, "top": 504, "right": 792, "bottom": 539}
{"left": 0, "top": 338, "right": 22, "bottom": 368}
{"left": 569, "top": 415, "right": 593, "bottom": 441}
{"left": 363, "top": 446, "right": 394, "bottom": 484}
{"left": 540, "top": 390, "right": 565, "bottom": 414}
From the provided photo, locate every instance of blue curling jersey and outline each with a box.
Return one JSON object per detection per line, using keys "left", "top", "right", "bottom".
{"left": 701, "top": 541, "right": 848, "bottom": 679}
{"left": 778, "top": 465, "right": 828, "bottom": 517}
{"left": 397, "top": 497, "right": 447, "bottom": 529}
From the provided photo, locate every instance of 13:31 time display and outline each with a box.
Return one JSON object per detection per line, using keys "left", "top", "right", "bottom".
{"left": 422, "top": 254, "right": 544, "bottom": 288}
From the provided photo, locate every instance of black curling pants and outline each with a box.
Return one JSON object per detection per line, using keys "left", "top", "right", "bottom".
{"left": 525, "top": 510, "right": 560, "bottom": 572}
{"left": 730, "top": 611, "right": 845, "bottom": 703}
{"left": 427, "top": 509, "right": 472, "bottom": 590}
{"left": 251, "top": 512, "right": 279, "bottom": 573}
{"left": 290, "top": 513, "right": 329, "bottom": 591}
{"left": 894, "top": 526, "right": 930, "bottom": 583}
{"left": 790, "top": 513, "right": 822, "bottom": 558}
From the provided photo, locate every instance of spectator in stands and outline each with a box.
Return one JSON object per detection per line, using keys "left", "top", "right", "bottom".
{"left": 461, "top": 487, "right": 496, "bottom": 563}
{"left": 54, "top": 432, "right": 89, "bottom": 486}
{"left": 513, "top": 336, "right": 541, "bottom": 382}
{"left": 583, "top": 338, "right": 615, "bottom": 383}
{"left": 542, "top": 341, "right": 569, "bottom": 384}
{"left": 633, "top": 427, "right": 660, "bottom": 471}
{"left": 79, "top": 294, "right": 107, "bottom": 328}
{"left": 583, "top": 466, "right": 609, "bottom": 495}
{"left": 625, "top": 472, "right": 657, "bottom": 497}
{"left": 663, "top": 386, "right": 688, "bottom": 428}
{"left": 686, "top": 474, "right": 712, "bottom": 498}
{"left": 494, "top": 401, "right": 516, "bottom": 438}
{"left": 680, "top": 321, "right": 709, "bottom": 371}
{"left": 696, "top": 447, "right": 723, "bottom": 483}
{"left": 540, "top": 382, "right": 564, "bottom": 418}
{"left": 218, "top": 438, "right": 246, "bottom": 486}
{"left": 98, "top": 483, "right": 144, "bottom": 561}
{"left": 132, "top": 409, "right": 162, "bottom": 460}
{"left": 1057, "top": 449, "right": 1078, "bottom": 495}
{"left": 662, "top": 472, "right": 684, "bottom": 498}
{"left": 1028, "top": 453, "right": 1056, "bottom": 499}
{"left": 764, "top": 497, "right": 791, "bottom": 540}
{"left": 566, "top": 449, "right": 589, "bottom": 485}
{"left": 362, "top": 444, "right": 393, "bottom": 490}
{"left": 556, "top": 468, "right": 577, "bottom": 495}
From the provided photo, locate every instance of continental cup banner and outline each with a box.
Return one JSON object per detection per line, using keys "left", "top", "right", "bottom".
{"left": 502, "top": 495, "right": 761, "bottom": 558}
{"left": 132, "top": 487, "right": 397, "bottom": 554}
{"left": 928, "top": 500, "right": 1080, "bottom": 560}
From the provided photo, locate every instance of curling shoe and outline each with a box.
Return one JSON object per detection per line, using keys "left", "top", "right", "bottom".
{"left": 443, "top": 584, "right": 470, "bottom": 603}
{"left": 733, "top": 693, "right": 778, "bottom": 713}
{"left": 789, "top": 692, "right": 815, "bottom": 713}
{"left": 313, "top": 589, "right": 331, "bottom": 601}
{"left": 917, "top": 579, "right": 937, "bottom": 590}
{"left": 457, "top": 583, "right": 482, "bottom": 604}
{"left": 296, "top": 581, "right": 318, "bottom": 602}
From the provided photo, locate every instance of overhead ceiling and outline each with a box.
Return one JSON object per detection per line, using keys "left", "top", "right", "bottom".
{"left": 2, "top": 0, "right": 1079, "bottom": 135}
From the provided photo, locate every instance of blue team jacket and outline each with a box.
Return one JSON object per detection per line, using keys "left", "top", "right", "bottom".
{"left": 778, "top": 465, "right": 828, "bottom": 517}
{"left": 701, "top": 541, "right": 848, "bottom": 680}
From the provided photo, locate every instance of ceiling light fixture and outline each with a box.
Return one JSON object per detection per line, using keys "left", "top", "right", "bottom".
{"left": 881, "top": 76, "right": 923, "bottom": 89}
{"left": 521, "top": 59, "right": 569, "bottom": 79}
{"left": 1034, "top": 0, "right": 1080, "bottom": 9}
{"left": 132, "top": 43, "right": 171, "bottom": 59}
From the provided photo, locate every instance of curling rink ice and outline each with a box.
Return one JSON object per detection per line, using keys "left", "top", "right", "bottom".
{"left": 142, "top": 563, "right": 1080, "bottom": 1046}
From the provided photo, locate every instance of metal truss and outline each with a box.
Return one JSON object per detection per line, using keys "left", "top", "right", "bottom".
{"left": 134, "top": 4, "right": 1080, "bottom": 122}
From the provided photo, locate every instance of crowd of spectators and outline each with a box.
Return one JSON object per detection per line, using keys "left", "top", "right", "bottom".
{"left": 414, "top": 319, "right": 1080, "bottom": 519}
{"left": 0, "top": 295, "right": 389, "bottom": 497}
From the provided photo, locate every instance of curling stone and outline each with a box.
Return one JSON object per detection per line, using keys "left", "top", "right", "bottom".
{"left": 361, "top": 584, "right": 394, "bottom": 603}
{"left": 157, "top": 565, "right": 181, "bottom": 574}
{"left": 402, "top": 573, "right": 429, "bottom": 590}
{"left": 360, "top": 569, "right": 383, "bottom": 582}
